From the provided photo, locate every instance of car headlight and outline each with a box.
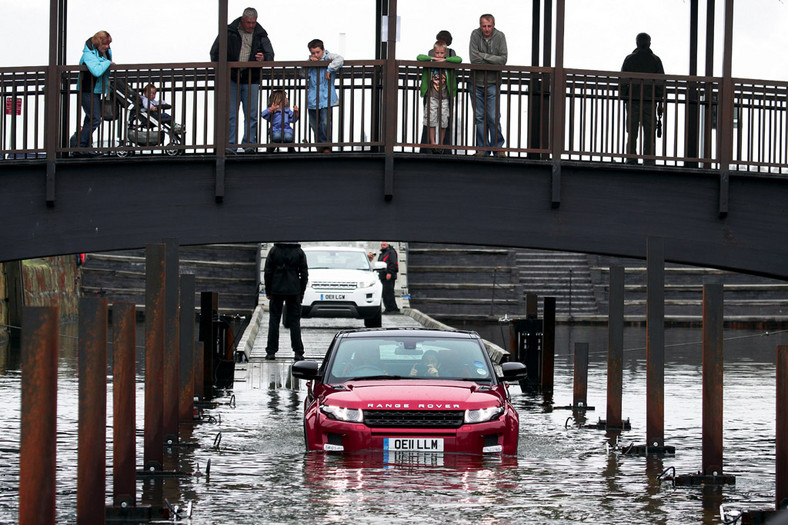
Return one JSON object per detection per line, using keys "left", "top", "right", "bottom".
{"left": 320, "top": 405, "right": 364, "bottom": 423}
{"left": 464, "top": 406, "right": 504, "bottom": 424}
{"left": 358, "top": 276, "right": 377, "bottom": 289}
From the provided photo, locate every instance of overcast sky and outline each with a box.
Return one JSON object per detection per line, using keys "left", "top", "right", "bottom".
{"left": 2, "top": 0, "right": 788, "bottom": 80}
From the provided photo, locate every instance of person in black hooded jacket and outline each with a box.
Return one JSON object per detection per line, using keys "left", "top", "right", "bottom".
{"left": 264, "top": 242, "right": 308, "bottom": 361}
{"left": 210, "top": 7, "right": 275, "bottom": 152}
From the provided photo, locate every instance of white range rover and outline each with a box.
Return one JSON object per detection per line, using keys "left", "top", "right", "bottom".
{"left": 301, "top": 247, "right": 386, "bottom": 327}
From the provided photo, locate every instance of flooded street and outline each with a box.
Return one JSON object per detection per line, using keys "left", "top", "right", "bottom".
{"left": 1, "top": 321, "right": 787, "bottom": 523}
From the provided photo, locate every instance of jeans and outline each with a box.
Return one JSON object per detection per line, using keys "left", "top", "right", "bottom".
{"left": 308, "top": 107, "right": 331, "bottom": 145}
{"left": 79, "top": 93, "right": 102, "bottom": 148}
{"left": 474, "top": 84, "right": 504, "bottom": 154}
{"left": 271, "top": 131, "right": 294, "bottom": 144}
{"left": 229, "top": 79, "right": 259, "bottom": 147}
{"left": 265, "top": 294, "right": 304, "bottom": 357}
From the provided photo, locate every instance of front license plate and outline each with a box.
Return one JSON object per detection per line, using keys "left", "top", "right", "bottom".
{"left": 383, "top": 437, "right": 444, "bottom": 452}
{"left": 320, "top": 294, "right": 346, "bottom": 300}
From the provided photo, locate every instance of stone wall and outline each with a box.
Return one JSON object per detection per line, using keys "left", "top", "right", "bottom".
{"left": 21, "top": 256, "right": 80, "bottom": 319}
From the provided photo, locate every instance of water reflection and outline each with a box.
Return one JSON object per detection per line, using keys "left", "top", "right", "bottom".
{"left": 0, "top": 326, "right": 787, "bottom": 523}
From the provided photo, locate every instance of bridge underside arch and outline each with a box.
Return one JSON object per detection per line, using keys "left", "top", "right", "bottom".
{"left": 2, "top": 155, "right": 787, "bottom": 280}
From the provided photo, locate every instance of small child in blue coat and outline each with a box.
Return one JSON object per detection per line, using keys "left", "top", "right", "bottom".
{"left": 262, "top": 89, "right": 299, "bottom": 152}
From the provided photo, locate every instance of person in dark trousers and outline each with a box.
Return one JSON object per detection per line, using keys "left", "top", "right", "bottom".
{"left": 210, "top": 7, "right": 275, "bottom": 153}
{"left": 377, "top": 241, "right": 400, "bottom": 314}
{"left": 620, "top": 32, "right": 664, "bottom": 165}
{"left": 264, "top": 242, "right": 308, "bottom": 361}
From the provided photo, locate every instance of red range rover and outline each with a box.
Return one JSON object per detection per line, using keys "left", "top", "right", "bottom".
{"left": 292, "top": 328, "right": 527, "bottom": 456}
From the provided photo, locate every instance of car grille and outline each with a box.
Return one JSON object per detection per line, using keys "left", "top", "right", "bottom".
{"left": 312, "top": 281, "right": 356, "bottom": 291}
{"left": 364, "top": 410, "right": 464, "bottom": 429}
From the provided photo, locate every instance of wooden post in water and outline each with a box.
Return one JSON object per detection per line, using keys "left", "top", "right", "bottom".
{"left": 179, "top": 274, "right": 196, "bottom": 422}
{"left": 646, "top": 237, "right": 665, "bottom": 447}
{"left": 200, "top": 292, "right": 218, "bottom": 393}
{"left": 607, "top": 266, "right": 624, "bottom": 428}
{"left": 144, "top": 243, "right": 166, "bottom": 471}
{"left": 542, "top": 297, "right": 556, "bottom": 396}
{"left": 573, "top": 343, "right": 589, "bottom": 411}
{"left": 778, "top": 345, "right": 788, "bottom": 508}
{"left": 163, "top": 239, "right": 180, "bottom": 445}
{"left": 195, "top": 342, "right": 205, "bottom": 401}
{"left": 77, "top": 296, "right": 108, "bottom": 524}
{"left": 112, "top": 303, "right": 136, "bottom": 507}
{"left": 702, "top": 283, "right": 724, "bottom": 475}
{"left": 19, "top": 307, "right": 58, "bottom": 525}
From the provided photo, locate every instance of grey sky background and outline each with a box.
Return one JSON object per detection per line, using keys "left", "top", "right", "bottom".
{"left": 2, "top": 0, "right": 787, "bottom": 80}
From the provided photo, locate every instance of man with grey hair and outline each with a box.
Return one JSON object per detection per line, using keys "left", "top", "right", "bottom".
{"left": 620, "top": 32, "right": 664, "bottom": 165}
{"left": 469, "top": 13, "right": 507, "bottom": 157}
{"left": 211, "top": 7, "right": 275, "bottom": 153}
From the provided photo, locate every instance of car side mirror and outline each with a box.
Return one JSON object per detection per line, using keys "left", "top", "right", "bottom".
{"left": 499, "top": 361, "right": 527, "bottom": 382}
{"left": 373, "top": 261, "right": 387, "bottom": 271}
{"left": 292, "top": 360, "right": 320, "bottom": 380}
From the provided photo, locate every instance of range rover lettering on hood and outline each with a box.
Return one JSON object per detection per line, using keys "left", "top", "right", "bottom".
{"left": 367, "top": 403, "right": 462, "bottom": 409}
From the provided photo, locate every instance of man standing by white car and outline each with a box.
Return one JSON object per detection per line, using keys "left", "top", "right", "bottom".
{"left": 377, "top": 242, "right": 400, "bottom": 314}
{"left": 264, "top": 242, "right": 309, "bottom": 361}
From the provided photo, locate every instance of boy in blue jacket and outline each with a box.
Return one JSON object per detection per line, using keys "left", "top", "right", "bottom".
{"left": 303, "top": 39, "right": 343, "bottom": 153}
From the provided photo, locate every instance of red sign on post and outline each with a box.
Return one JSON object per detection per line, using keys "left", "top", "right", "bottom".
{"left": 5, "top": 97, "right": 22, "bottom": 116}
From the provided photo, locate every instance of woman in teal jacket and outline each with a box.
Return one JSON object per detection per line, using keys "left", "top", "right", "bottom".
{"left": 78, "top": 31, "right": 113, "bottom": 150}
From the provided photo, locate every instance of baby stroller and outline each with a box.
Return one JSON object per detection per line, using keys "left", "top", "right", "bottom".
{"left": 112, "top": 78, "right": 184, "bottom": 157}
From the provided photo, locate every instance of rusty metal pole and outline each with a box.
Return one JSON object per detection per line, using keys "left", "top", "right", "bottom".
{"left": 77, "top": 296, "right": 108, "bottom": 525}
{"left": 163, "top": 239, "right": 180, "bottom": 445}
{"left": 777, "top": 345, "right": 788, "bottom": 509}
{"left": 19, "top": 306, "right": 58, "bottom": 525}
{"left": 199, "top": 292, "right": 218, "bottom": 393}
{"left": 179, "top": 274, "right": 196, "bottom": 422}
{"left": 573, "top": 342, "right": 589, "bottom": 411}
{"left": 646, "top": 237, "right": 665, "bottom": 448}
{"left": 607, "top": 266, "right": 624, "bottom": 428}
{"left": 112, "top": 303, "right": 136, "bottom": 507}
{"left": 717, "top": 0, "right": 735, "bottom": 217}
{"left": 144, "top": 244, "right": 166, "bottom": 471}
{"left": 702, "top": 283, "right": 724, "bottom": 475}
{"left": 541, "top": 296, "right": 556, "bottom": 396}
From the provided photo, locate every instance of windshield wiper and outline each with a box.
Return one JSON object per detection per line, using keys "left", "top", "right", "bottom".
{"left": 348, "top": 375, "right": 403, "bottom": 381}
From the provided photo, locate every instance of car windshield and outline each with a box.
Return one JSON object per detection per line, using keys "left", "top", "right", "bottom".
{"left": 326, "top": 336, "right": 493, "bottom": 383}
{"left": 306, "top": 250, "right": 371, "bottom": 271}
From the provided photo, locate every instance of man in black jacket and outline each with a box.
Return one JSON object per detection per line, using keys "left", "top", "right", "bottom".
{"left": 620, "top": 33, "right": 664, "bottom": 165}
{"left": 210, "top": 7, "right": 275, "bottom": 153}
{"left": 377, "top": 242, "right": 400, "bottom": 314}
{"left": 264, "top": 242, "right": 308, "bottom": 361}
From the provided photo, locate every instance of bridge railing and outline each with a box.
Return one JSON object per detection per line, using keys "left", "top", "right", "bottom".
{"left": 2, "top": 61, "right": 787, "bottom": 175}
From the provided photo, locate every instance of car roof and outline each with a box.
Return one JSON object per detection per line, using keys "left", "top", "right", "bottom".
{"left": 336, "top": 327, "right": 481, "bottom": 340}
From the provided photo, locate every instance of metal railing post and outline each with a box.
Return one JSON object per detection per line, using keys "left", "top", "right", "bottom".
{"left": 382, "top": 0, "right": 398, "bottom": 201}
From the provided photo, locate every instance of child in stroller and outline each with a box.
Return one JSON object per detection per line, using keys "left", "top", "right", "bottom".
{"left": 261, "top": 89, "right": 299, "bottom": 152}
{"left": 121, "top": 82, "right": 184, "bottom": 155}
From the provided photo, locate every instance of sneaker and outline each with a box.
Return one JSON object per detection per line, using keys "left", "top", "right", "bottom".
{"left": 496, "top": 151, "right": 507, "bottom": 158}
{"left": 474, "top": 152, "right": 487, "bottom": 157}
{"left": 265, "top": 353, "right": 276, "bottom": 360}
{"left": 434, "top": 148, "right": 444, "bottom": 155}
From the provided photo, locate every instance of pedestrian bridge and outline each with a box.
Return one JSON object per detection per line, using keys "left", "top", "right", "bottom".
{"left": 2, "top": 60, "right": 788, "bottom": 279}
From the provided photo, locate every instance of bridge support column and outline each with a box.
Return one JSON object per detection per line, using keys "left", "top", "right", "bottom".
{"left": 163, "top": 239, "right": 180, "bottom": 446}
{"left": 702, "top": 283, "right": 724, "bottom": 476}
{"left": 179, "top": 274, "right": 196, "bottom": 422}
{"left": 111, "top": 303, "right": 137, "bottom": 508}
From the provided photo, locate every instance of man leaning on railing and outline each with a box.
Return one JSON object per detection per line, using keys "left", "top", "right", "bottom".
{"left": 469, "top": 13, "right": 507, "bottom": 158}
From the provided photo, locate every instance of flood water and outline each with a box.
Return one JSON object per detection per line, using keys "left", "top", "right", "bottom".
{"left": 1, "top": 323, "right": 787, "bottom": 524}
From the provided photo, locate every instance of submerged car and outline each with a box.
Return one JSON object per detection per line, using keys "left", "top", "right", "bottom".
{"left": 292, "top": 328, "right": 527, "bottom": 455}
{"left": 301, "top": 247, "right": 385, "bottom": 328}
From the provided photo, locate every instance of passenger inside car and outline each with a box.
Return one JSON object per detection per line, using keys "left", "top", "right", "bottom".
{"left": 409, "top": 350, "right": 441, "bottom": 377}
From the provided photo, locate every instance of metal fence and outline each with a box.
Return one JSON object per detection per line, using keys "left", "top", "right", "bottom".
{"left": 2, "top": 60, "right": 787, "bottom": 175}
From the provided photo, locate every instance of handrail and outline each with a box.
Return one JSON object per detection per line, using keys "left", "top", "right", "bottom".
{"left": 1, "top": 60, "right": 787, "bottom": 176}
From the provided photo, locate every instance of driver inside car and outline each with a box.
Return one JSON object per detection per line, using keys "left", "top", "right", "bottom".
{"left": 409, "top": 350, "right": 441, "bottom": 377}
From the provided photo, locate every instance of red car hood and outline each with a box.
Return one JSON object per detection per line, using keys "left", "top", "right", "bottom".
{"left": 320, "top": 380, "right": 504, "bottom": 410}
